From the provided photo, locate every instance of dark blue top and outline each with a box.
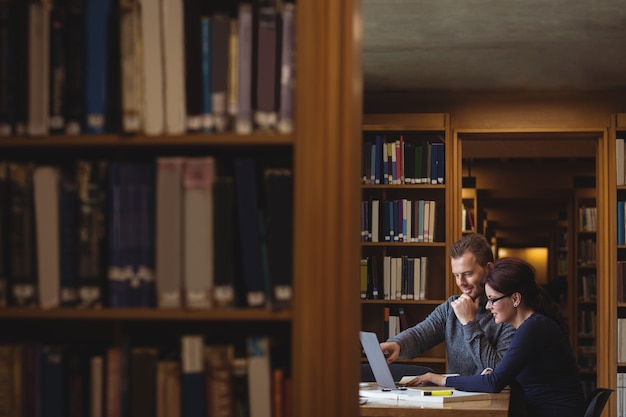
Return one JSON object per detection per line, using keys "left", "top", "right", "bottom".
{"left": 446, "top": 313, "right": 585, "bottom": 417}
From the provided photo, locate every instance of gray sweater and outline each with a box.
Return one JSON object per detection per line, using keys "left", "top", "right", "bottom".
{"left": 388, "top": 296, "right": 515, "bottom": 375}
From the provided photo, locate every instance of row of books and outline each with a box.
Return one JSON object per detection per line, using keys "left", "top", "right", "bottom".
{"left": 616, "top": 372, "right": 626, "bottom": 417}
{"left": 0, "top": 335, "right": 290, "bottom": 417}
{"left": 578, "top": 238, "right": 597, "bottom": 267}
{"left": 617, "top": 201, "right": 626, "bottom": 245}
{"left": 461, "top": 203, "right": 475, "bottom": 232}
{"left": 0, "top": 0, "right": 295, "bottom": 137}
{"left": 616, "top": 262, "right": 626, "bottom": 303}
{"left": 360, "top": 199, "right": 437, "bottom": 243}
{"left": 616, "top": 138, "right": 626, "bottom": 186}
{"left": 579, "top": 206, "right": 597, "bottom": 232}
{"left": 578, "top": 273, "right": 597, "bottom": 303}
{"left": 383, "top": 307, "right": 409, "bottom": 340}
{"left": 578, "top": 309, "right": 597, "bottom": 337}
{"left": 362, "top": 137, "right": 445, "bottom": 185}
{"left": 360, "top": 256, "right": 429, "bottom": 301}
{"left": 0, "top": 157, "right": 293, "bottom": 310}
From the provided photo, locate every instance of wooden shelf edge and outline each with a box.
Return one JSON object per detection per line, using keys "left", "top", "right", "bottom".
{"left": 0, "top": 133, "right": 293, "bottom": 147}
{"left": 0, "top": 307, "right": 292, "bottom": 321}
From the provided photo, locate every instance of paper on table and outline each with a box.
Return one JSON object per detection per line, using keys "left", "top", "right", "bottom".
{"left": 360, "top": 388, "right": 492, "bottom": 403}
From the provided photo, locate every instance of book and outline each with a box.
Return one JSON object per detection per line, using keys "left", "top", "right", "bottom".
{"left": 0, "top": 345, "right": 17, "bottom": 417}
{"left": 90, "top": 355, "right": 104, "bottom": 417}
{"left": 119, "top": 0, "right": 143, "bottom": 133}
{"left": 213, "top": 176, "right": 236, "bottom": 308}
{"left": 41, "top": 345, "right": 65, "bottom": 417}
{"left": 8, "top": 163, "right": 38, "bottom": 307}
{"left": 212, "top": 12, "right": 230, "bottom": 132}
{"left": 13, "top": 0, "right": 28, "bottom": 135}
{"left": 155, "top": 157, "right": 185, "bottom": 308}
{"left": 27, "top": 1, "right": 50, "bottom": 136}
{"left": 160, "top": 0, "right": 186, "bottom": 135}
{"left": 618, "top": 138, "right": 625, "bottom": 186}
{"left": 234, "top": 158, "right": 267, "bottom": 307}
{"left": 59, "top": 168, "right": 78, "bottom": 307}
{"left": 0, "top": 0, "right": 15, "bottom": 136}
{"left": 0, "top": 163, "right": 8, "bottom": 306}
{"left": 64, "top": 0, "right": 85, "bottom": 134}
{"left": 204, "top": 345, "right": 235, "bottom": 417}
{"left": 107, "top": 162, "right": 128, "bottom": 307}
{"left": 255, "top": 0, "right": 281, "bottom": 131}
{"left": 157, "top": 360, "right": 181, "bottom": 417}
{"left": 227, "top": 18, "right": 238, "bottom": 127}
{"left": 183, "top": 157, "right": 216, "bottom": 308}
{"left": 182, "top": 0, "right": 203, "bottom": 132}
{"left": 135, "top": 163, "right": 156, "bottom": 307}
{"left": 235, "top": 3, "right": 253, "bottom": 134}
{"left": 181, "top": 335, "right": 206, "bottom": 417}
{"left": 84, "top": 0, "right": 111, "bottom": 133}
{"left": 201, "top": 15, "right": 213, "bottom": 132}
{"left": 49, "top": 0, "right": 68, "bottom": 134}
{"left": 232, "top": 357, "right": 249, "bottom": 417}
{"left": 264, "top": 168, "right": 293, "bottom": 308}
{"left": 277, "top": 2, "right": 295, "bottom": 134}
{"left": 130, "top": 348, "right": 157, "bottom": 417}
{"left": 140, "top": 0, "right": 164, "bottom": 135}
{"left": 33, "top": 166, "right": 61, "bottom": 309}
{"left": 247, "top": 337, "right": 271, "bottom": 417}
{"left": 76, "top": 160, "right": 108, "bottom": 308}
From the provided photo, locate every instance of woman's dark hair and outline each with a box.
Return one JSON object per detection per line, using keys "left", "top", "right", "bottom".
{"left": 482, "top": 257, "right": 568, "bottom": 334}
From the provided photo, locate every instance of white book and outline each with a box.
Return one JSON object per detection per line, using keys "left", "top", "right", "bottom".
{"left": 247, "top": 337, "right": 272, "bottom": 417}
{"left": 423, "top": 200, "right": 430, "bottom": 242}
{"left": 413, "top": 257, "right": 421, "bottom": 301}
{"left": 141, "top": 0, "right": 164, "bottom": 135}
{"left": 34, "top": 166, "right": 61, "bottom": 309}
{"left": 183, "top": 157, "right": 215, "bottom": 308}
{"left": 371, "top": 199, "right": 379, "bottom": 242}
{"left": 618, "top": 138, "right": 625, "bottom": 186}
{"left": 277, "top": 2, "right": 295, "bottom": 133}
{"left": 427, "top": 200, "right": 436, "bottom": 242}
{"left": 160, "top": 0, "right": 186, "bottom": 134}
{"left": 155, "top": 157, "right": 184, "bottom": 308}
{"left": 28, "top": 2, "right": 50, "bottom": 135}
{"left": 394, "top": 257, "right": 402, "bottom": 300}
{"left": 419, "top": 256, "right": 427, "bottom": 300}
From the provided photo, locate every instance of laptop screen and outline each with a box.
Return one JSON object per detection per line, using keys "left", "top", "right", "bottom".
{"left": 359, "top": 331, "right": 397, "bottom": 389}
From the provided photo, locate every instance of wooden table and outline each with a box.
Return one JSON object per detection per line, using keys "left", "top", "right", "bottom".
{"left": 359, "top": 386, "right": 510, "bottom": 417}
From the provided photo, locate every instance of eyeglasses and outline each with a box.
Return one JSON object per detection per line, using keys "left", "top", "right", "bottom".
{"left": 486, "top": 293, "right": 512, "bottom": 307}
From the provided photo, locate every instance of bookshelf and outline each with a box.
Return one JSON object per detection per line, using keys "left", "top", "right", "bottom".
{"left": 573, "top": 186, "right": 598, "bottom": 395}
{"left": 615, "top": 113, "right": 626, "bottom": 414}
{"left": 461, "top": 187, "right": 478, "bottom": 234}
{"left": 0, "top": 1, "right": 363, "bottom": 416}
{"left": 360, "top": 113, "right": 452, "bottom": 372}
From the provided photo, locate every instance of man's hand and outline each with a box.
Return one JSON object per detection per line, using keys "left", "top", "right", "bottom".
{"left": 451, "top": 294, "right": 480, "bottom": 325}
{"left": 403, "top": 372, "right": 447, "bottom": 387}
{"left": 379, "top": 341, "right": 400, "bottom": 363}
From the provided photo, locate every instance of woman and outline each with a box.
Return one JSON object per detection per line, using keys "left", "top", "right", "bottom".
{"left": 408, "top": 257, "right": 585, "bottom": 417}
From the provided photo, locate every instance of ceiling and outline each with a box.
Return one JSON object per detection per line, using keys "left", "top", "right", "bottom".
{"left": 363, "top": 0, "right": 626, "bottom": 93}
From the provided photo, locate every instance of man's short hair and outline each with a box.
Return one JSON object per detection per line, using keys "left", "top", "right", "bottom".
{"left": 449, "top": 234, "right": 494, "bottom": 267}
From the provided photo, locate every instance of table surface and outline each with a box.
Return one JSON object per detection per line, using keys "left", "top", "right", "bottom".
{"left": 359, "top": 384, "right": 510, "bottom": 417}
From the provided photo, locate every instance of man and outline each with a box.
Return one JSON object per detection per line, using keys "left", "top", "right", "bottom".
{"left": 380, "top": 233, "right": 515, "bottom": 375}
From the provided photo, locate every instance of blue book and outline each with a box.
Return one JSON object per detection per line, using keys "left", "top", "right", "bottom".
{"left": 201, "top": 16, "right": 213, "bottom": 132}
{"left": 84, "top": 0, "right": 111, "bottom": 133}
{"left": 59, "top": 168, "right": 78, "bottom": 307}
{"left": 41, "top": 346, "right": 65, "bottom": 417}
{"left": 618, "top": 201, "right": 625, "bottom": 245}
{"left": 234, "top": 158, "right": 267, "bottom": 308}
{"left": 375, "top": 135, "right": 382, "bottom": 184}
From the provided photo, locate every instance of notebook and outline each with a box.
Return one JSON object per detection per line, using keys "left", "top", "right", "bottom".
{"left": 359, "top": 330, "right": 404, "bottom": 390}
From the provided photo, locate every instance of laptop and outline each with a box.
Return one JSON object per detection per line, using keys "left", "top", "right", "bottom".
{"left": 359, "top": 330, "right": 406, "bottom": 390}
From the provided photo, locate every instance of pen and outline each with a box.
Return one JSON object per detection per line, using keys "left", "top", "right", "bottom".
{"left": 422, "top": 390, "right": 453, "bottom": 396}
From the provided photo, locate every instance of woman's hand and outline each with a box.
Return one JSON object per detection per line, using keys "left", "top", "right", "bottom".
{"left": 403, "top": 372, "right": 447, "bottom": 387}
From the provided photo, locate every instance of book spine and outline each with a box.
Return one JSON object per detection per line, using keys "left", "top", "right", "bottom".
{"left": 277, "top": 2, "right": 295, "bottom": 134}
{"left": 27, "top": 2, "right": 50, "bottom": 136}
{"left": 119, "top": 0, "right": 143, "bottom": 133}
{"left": 211, "top": 12, "right": 229, "bottom": 132}
{"left": 204, "top": 345, "right": 235, "bottom": 417}
{"left": 33, "top": 166, "right": 61, "bottom": 309}
{"left": 136, "top": 163, "right": 156, "bottom": 307}
{"left": 213, "top": 177, "right": 236, "bottom": 308}
{"left": 49, "top": 1, "right": 67, "bottom": 134}
{"left": 264, "top": 169, "right": 293, "bottom": 309}
{"left": 0, "top": 0, "right": 14, "bottom": 136}
{"left": 160, "top": 0, "right": 186, "bottom": 135}
{"left": 183, "top": 157, "right": 216, "bottom": 309}
{"left": 255, "top": 2, "right": 280, "bottom": 131}
{"left": 8, "top": 163, "right": 38, "bottom": 307}
{"left": 227, "top": 18, "right": 238, "bottom": 125}
{"left": 76, "top": 160, "right": 108, "bottom": 308}
{"left": 183, "top": 0, "right": 203, "bottom": 132}
{"left": 84, "top": 0, "right": 111, "bottom": 134}
{"left": 201, "top": 15, "right": 214, "bottom": 132}
{"left": 181, "top": 335, "right": 206, "bottom": 417}
{"left": 41, "top": 345, "right": 65, "bottom": 417}
{"left": 155, "top": 157, "right": 184, "bottom": 308}
{"left": 59, "top": 168, "right": 78, "bottom": 307}
{"left": 14, "top": 0, "right": 28, "bottom": 135}
{"left": 246, "top": 337, "right": 271, "bottom": 417}
{"left": 0, "top": 163, "right": 8, "bottom": 307}
{"left": 64, "top": 0, "right": 85, "bottom": 135}
{"left": 236, "top": 3, "right": 253, "bottom": 134}
{"left": 234, "top": 158, "right": 267, "bottom": 307}
{"left": 140, "top": 0, "right": 164, "bottom": 135}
